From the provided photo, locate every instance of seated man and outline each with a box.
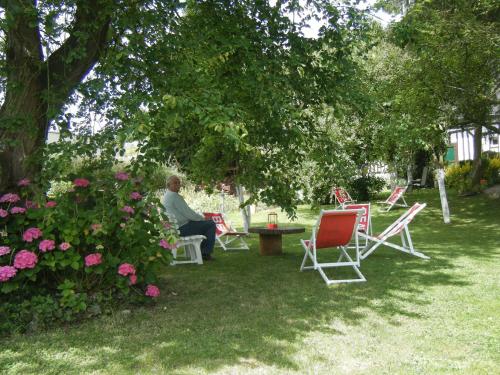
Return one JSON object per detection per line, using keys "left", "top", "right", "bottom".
{"left": 163, "top": 175, "right": 216, "bottom": 261}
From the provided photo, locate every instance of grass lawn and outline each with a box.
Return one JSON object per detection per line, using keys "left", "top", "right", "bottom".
{"left": 1, "top": 189, "right": 499, "bottom": 374}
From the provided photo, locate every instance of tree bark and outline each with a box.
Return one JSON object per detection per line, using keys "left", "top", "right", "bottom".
{"left": 236, "top": 185, "right": 251, "bottom": 232}
{"left": 406, "top": 164, "right": 413, "bottom": 192}
{"left": 0, "top": 0, "right": 112, "bottom": 191}
{"left": 437, "top": 167, "right": 451, "bottom": 224}
{"left": 469, "top": 124, "right": 483, "bottom": 190}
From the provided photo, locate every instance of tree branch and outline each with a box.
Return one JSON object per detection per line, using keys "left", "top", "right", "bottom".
{"left": 44, "top": 0, "right": 112, "bottom": 103}
{"left": 483, "top": 123, "right": 500, "bottom": 134}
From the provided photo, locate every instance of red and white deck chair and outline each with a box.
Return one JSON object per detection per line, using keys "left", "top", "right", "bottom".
{"left": 359, "top": 202, "right": 429, "bottom": 260}
{"left": 344, "top": 203, "right": 372, "bottom": 248}
{"left": 203, "top": 212, "right": 249, "bottom": 251}
{"left": 300, "top": 209, "right": 366, "bottom": 285}
{"left": 378, "top": 185, "right": 408, "bottom": 211}
{"left": 330, "top": 187, "right": 355, "bottom": 208}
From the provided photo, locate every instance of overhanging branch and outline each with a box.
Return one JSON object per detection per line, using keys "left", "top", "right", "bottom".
{"left": 44, "top": 0, "right": 112, "bottom": 99}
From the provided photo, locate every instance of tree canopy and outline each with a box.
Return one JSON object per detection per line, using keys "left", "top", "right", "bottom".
{"left": 379, "top": 0, "right": 499, "bottom": 186}
{"left": 1, "top": 0, "right": 372, "bottom": 215}
{"left": 1, "top": 0, "right": 497, "bottom": 210}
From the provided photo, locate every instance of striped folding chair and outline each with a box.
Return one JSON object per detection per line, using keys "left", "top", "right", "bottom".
{"left": 359, "top": 203, "right": 429, "bottom": 260}
{"left": 378, "top": 185, "right": 408, "bottom": 211}
{"left": 344, "top": 203, "right": 372, "bottom": 248}
{"left": 203, "top": 212, "right": 249, "bottom": 251}
{"left": 330, "top": 187, "right": 355, "bottom": 208}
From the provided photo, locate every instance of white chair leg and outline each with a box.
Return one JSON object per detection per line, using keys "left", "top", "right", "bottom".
{"left": 400, "top": 231, "right": 407, "bottom": 249}
{"left": 401, "top": 196, "right": 408, "bottom": 207}
{"left": 192, "top": 242, "right": 203, "bottom": 265}
{"left": 172, "top": 235, "right": 205, "bottom": 265}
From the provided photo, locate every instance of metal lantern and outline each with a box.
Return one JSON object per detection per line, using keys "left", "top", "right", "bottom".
{"left": 267, "top": 212, "right": 278, "bottom": 229}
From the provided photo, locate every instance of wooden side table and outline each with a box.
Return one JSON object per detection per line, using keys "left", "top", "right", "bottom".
{"left": 248, "top": 227, "right": 305, "bottom": 255}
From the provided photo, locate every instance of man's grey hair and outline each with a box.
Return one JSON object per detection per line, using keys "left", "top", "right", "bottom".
{"left": 167, "top": 175, "right": 180, "bottom": 188}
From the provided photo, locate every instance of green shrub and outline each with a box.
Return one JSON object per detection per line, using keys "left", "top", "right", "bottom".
{"left": 0, "top": 171, "right": 177, "bottom": 334}
{"left": 483, "top": 157, "right": 500, "bottom": 185}
{"left": 445, "top": 155, "right": 499, "bottom": 192}
{"left": 445, "top": 162, "right": 472, "bottom": 192}
{"left": 348, "top": 176, "right": 386, "bottom": 201}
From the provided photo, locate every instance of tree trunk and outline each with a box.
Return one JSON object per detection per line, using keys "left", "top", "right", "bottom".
{"left": 0, "top": 0, "right": 111, "bottom": 191}
{"left": 0, "top": 117, "right": 48, "bottom": 191}
{"left": 236, "top": 185, "right": 251, "bottom": 232}
{"left": 406, "top": 164, "right": 413, "bottom": 192}
{"left": 0, "top": 0, "right": 47, "bottom": 190}
{"left": 437, "top": 168, "right": 451, "bottom": 223}
{"left": 470, "top": 124, "right": 483, "bottom": 190}
{"left": 219, "top": 191, "right": 225, "bottom": 213}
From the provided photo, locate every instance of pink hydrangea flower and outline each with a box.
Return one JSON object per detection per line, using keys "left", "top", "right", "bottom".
{"left": 0, "top": 193, "right": 21, "bottom": 203}
{"left": 160, "top": 239, "right": 177, "bottom": 250}
{"left": 14, "top": 250, "right": 38, "bottom": 269}
{"left": 84, "top": 253, "right": 102, "bottom": 267}
{"left": 10, "top": 207, "right": 26, "bottom": 214}
{"left": 17, "top": 178, "right": 31, "bottom": 187}
{"left": 118, "top": 263, "right": 136, "bottom": 276}
{"left": 59, "top": 242, "right": 71, "bottom": 251}
{"left": 0, "top": 266, "right": 17, "bottom": 282}
{"left": 145, "top": 284, "right": 160, "bottom": 297}
{"left": 115, "top": 172, "right": 129, "bottom": 181}
{"left": 74, "top": 178, "right": 90, "bottom": 188}
{"left": 0, "top": 209, "right": 8, "bottom": 218}
{"left": 45, "top": 201, "right": 57, "bottom": 208}
{"left": 121, "top": 206, "right": 135, "bottom": 215}
{"left": 130, "top": 191, "right": 142, "bottom": 200}
{"left": 23, "top": 227, "right": 43, "bottom": 242}
{"left": 0, "top": 246, "right": 11, "bottom": 256}
{"left": 162, "top": 221, "right": 172, "bottom": 229}
{"left": 129, "top": 274, "right": 137, "bottom": 285}
{"left": 39, "top": 239, "right": 56, "bottom": 252}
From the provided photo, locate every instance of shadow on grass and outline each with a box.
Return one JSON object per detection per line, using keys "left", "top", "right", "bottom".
{"left": 1, "top": 189, "right": 499, "bottom": 374}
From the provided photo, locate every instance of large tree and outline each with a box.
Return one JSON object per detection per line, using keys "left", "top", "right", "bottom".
{"left": 1, "top": 1, "right": 370, "bottom": 215}
{"left": 71, "top": 0, "right": 370, "bottom": 214}
{"left": 387, "top": 0, "right": 500, "bottom": 188}
{"left": 0, "top": 0, "right": 117, "bottom": 190}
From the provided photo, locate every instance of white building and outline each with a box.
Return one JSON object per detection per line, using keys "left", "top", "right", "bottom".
{"left": 447, "top": 125, "right": 499, "bottom": 162}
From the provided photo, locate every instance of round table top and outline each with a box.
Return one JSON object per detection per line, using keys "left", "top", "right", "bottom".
{"left": 248, "top": 226, "right": 305, "bottom": 235}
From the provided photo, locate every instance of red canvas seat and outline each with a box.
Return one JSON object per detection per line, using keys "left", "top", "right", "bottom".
{"left": 204, "top": 212, "right": 249, "bottom": 251}
{"left": 300, "top": 209, "right": 366, "bottom": 285}
{"left": 330, "top": 187, "right": 355, "bottom": 208}
{"left": 378, "top": 185, "right": 408, "bottom": 211}
{"left": 343, "top": 203, "right": 372, "bottom": 248}
{"left": 359, "top": 203, "right": 429, "bottom": 260}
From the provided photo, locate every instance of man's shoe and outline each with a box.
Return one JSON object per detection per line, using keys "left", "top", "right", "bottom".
{"left": 202, "top": 254, "right": 215, "bottom": 261}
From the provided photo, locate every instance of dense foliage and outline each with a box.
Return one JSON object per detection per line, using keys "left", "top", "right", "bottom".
{"left": 388, "top": 0, "right": 499, "bottom": 186}
{"left": 445, "top": 156, "right": 500, "bottom": 193}
{"left": 82, "top": 1, "right": 371, "bottom": 215}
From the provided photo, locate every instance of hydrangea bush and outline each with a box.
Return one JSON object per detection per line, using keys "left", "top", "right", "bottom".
{"left": 0, "top": 172, "right": 178, "bottom": 333}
